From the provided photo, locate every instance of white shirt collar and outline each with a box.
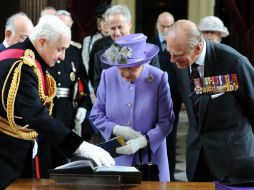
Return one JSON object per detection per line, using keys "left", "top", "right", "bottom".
{"left": 195, "top": 39, "right": 206, "bottom": 66}
{"left": 3, "top": 40, "right": 9, "bottom": 48}
{"left": 193, "top": 40, "right": 206, "bottom": 77}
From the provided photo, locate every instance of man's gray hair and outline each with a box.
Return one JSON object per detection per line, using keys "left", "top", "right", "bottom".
{"left": 169, "top": 19, "right": 203, "bottom": 50}
{"left": 5, "top": 12, "right": 32, "bottom": 32}
{"left": 29, "top": 15, "right": 71, "bottom": 42}
{"left": 105, "top": 5, "right": 131, "bottom": 23}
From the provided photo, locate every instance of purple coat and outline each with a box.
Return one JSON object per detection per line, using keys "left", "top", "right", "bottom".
{"left": 90, "top": 64, "right": 175, "bottom": 181}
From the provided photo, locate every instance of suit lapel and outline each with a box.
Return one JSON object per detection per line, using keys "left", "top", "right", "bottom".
{"left": 198, "top": 41, "right": 218, "bottom": 130}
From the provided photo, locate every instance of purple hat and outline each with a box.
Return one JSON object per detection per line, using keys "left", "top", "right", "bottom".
{"left": 100, "top": 33, "right": 159, "bottom": 68}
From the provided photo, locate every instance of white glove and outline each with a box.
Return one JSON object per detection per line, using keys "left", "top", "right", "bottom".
{"left": 74, "top": 141, "right": 115, "bottom": 167}
{"left": 113, "top": 125, "right": 142, "bottom": 140}
{"left": 73, "top": 122, "right": 82, "bottom": 137}
{"left": 116, "top": 135, "right": 147, "bottom": 155}
{"left": 75, "top": 107, "right": 87, "bottom": 123}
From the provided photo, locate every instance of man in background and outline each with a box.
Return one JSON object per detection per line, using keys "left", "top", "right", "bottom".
{"left": 0, "top": 12, "right": 34, "bottom": 52}
{"left": 148, "top": 12, "right": 181, "bottom": 181}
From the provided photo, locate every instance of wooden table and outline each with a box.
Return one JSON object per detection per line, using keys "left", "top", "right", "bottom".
{"left": 6, "top": 179, "right": 215, "bottom": 190}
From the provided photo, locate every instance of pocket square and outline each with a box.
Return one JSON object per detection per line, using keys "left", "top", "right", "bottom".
{"left": 211, "top": 92, "right": 225, "bottom": 99}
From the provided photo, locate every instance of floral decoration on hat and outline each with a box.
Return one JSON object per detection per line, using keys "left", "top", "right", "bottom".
{"left": 103, "top": 43, "right": 132, "bottom": 65}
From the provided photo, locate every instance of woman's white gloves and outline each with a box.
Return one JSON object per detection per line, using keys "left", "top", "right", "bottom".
{"left": 113, "top": 125, "right": 142, "bottom": 140}
{"left": 113, "top": 125, "right": 147, "bottom": 155}
{"left": 75, "top": 141, "right": 115, "bottom": 167}
{"left": 116, "top": 136, "right": 147, "bottom": 155}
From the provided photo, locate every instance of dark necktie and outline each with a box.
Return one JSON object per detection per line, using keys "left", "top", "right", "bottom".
{"left": 189, "top": 63, "right": 201, "bottom": 123}
{"left": 162, "top": 40, "right": 167, "bottom": 52}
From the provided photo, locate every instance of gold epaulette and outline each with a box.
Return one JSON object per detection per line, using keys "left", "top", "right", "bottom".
{"left": 70, "top": 41, "right": 82, "bottom": 49}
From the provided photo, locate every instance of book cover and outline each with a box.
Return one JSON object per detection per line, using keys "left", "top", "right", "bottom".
{"left": 97, "top": 136, "right": 126, "bottom": 158}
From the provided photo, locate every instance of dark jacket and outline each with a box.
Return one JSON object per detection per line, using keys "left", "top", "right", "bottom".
{"left": 49, "top": 42, "right": 92, "bottom": 129}
{"left": 174, "top": 40, "right": 254, "bottom": 181}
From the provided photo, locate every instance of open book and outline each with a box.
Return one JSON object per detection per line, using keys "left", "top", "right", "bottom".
{"left": 50, "top": 159, "right": 141, "bottom": 184}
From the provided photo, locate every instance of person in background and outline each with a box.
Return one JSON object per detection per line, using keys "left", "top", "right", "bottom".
{"left": 198, "top": 16, "right": 229, "bottom": 43}
{"left": 0, "top": 12, "right": 34, "bottom": 52}
{"left": 148, "top": 11, "right": 181, "bottom": 181}
{"left": 166, "top": 19, "right": 254, "bottom": 182}
{"left": 38, "top": 10, "right": 93, "bottom": 178}
{"left": 82, "top": 2, "right": 111, "bottom": 104}
{"left": 0, "top": 15, "right": 114, "bottom": 189}
{"left": 89, "top": 5, "right": 160, "bottom": 93}
{"left": 90, "top": 33, "right": 175, "bottom": 182}
{"left": 40, "top": 6, "right": 56, "bottom": 17}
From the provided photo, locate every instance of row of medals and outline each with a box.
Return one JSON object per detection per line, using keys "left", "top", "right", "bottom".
{"left": 193, "top": 73, "right": 239, "bottom": 94}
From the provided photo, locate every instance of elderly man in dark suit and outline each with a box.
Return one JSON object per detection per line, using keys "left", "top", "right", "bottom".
{"left": 0, "top": 12, "right": 34, "bottom": 52}
{"left": 148, "top": 12, "right": 181, "bottom": 181}
{"left": 166, "top": 19, "right": 254, "bottom": 182}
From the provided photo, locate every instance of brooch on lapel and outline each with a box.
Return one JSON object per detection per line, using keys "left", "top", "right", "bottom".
{"left": 146, "top": 74, "right": 154, "bottom": 82}
{"left": 194, "top": 74, "right": 239, "bottom": 94}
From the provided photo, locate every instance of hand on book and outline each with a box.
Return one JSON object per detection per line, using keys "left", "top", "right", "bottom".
{"left": 113, "top": 125, "right": 142, "bottom": 140}
{"left": 74, "top": 141, "right": 115, "bottom": 167}
{"left": 116, "top": 136, "right": 147, "bottom": 155}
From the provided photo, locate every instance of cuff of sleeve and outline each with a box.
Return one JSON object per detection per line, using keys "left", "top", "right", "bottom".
{"left": 59, "top": 131, "right": 83, "bottom": 157}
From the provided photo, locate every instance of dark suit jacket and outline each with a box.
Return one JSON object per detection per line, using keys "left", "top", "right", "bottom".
{"left": 88, "top": 36, "right": 113, "bottom": 87}
{"left": 148, "top": 35, "right": 182, "bottom": 114}
{"left": 173, "top": 40, "right": 254, "bottom": 181}
{"left": 0, "top": 43, "right": 6, "bottom": 52}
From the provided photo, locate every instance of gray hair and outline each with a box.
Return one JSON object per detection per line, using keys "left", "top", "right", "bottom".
{"left": 5, "top": 12, "right": 32, "bottom": 33}
{"left": 29, "top": 15, "right": 71, "bottom": 42}
{"left": 40, "top": 6, "right": 56, "bottom": 17}
{"left": 169, "top": 19, "right": 203, "bottom": 50}
{"left": 55, "top": 10, "right": 71, "bottom": 17}
{"left": 105, "top": 5, "right": 131, "bottom": 23}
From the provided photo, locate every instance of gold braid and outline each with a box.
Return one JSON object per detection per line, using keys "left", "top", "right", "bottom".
{"left": 1, "top": 49, "right": 56, "bottom": 140}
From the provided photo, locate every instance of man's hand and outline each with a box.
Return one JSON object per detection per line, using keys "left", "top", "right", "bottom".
{"left": 113, "top": 125, "right": 142, "bottom": 140}
{"left": 75, "top": 141, "right": 115, "bottom": 167}
{"left": 116, "top": 136, "right": 147, "bottom": 155}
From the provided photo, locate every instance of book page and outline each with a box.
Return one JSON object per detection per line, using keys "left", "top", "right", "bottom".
{"left": 54, "top": 160, "right": 95, "bottom": 170}
{"left": 95, "top": 165, "right": 139, "bottom": 172}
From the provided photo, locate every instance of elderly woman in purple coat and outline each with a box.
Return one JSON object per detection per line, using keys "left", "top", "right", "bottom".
{"left": 90, "top": 33, "right": 175, "bottom": 182}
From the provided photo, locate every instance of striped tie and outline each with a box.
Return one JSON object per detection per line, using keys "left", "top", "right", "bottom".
{"left": 189, "top": 63, "right": 201, "bottom": 123}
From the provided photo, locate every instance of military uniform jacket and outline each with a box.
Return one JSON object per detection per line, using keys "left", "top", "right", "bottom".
{"left": 0, "top": 39, "right": 83, "bottom": 188}
{"left": 173, "top": 40, "right": 254, "bottom": 181}
{"left": 49, "top": 42, "right": 92, "bottom": 129}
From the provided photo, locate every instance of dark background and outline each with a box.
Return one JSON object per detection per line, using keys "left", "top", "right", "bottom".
{"left": 0, "top": 0, "right": 253, "bottom": 64}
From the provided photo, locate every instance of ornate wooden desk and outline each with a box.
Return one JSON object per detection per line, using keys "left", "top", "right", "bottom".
{"left": 6, "top": 179, "right": 215, "bottom": 190}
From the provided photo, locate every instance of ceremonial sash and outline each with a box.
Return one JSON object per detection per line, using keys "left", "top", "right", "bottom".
{"left": 0, "top": 48, "right": 46, "bottom": 91}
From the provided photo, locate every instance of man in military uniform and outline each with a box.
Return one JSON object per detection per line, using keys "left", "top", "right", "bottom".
{"left": 37, "top": 10, "right": 94, "bottom": 177}
{"left": 51, "top": 10, "right": 92, "bottom": 136}
{"left": 0, "top": 15, "right": 114, "bottom": 189}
